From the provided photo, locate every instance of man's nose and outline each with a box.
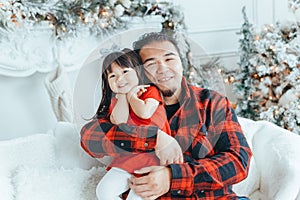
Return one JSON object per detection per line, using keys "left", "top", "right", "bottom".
{"left": 157, "top": 61, "right": 168, "bottom": 73}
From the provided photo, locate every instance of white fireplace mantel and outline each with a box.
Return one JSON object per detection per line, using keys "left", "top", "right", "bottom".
{"left": 0, "top": 16, "right": 163, "bottom": 77}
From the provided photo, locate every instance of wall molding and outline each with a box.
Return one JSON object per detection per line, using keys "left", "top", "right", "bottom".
{"left": 192, "top": 50, "right": 238, "bottom": 59}
{"left": 188, "top": 26, "right": 240, "bottom": 34}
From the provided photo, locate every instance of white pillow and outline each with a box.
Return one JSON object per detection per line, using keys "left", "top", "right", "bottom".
{"left": 0, "top": 133, "right": 56, "bottom": 174}
{"left": 13, "top": 166, "right": 106, "bottom": 200}
{"left": 52, "top": 122, "right": 100, "bottom": 169}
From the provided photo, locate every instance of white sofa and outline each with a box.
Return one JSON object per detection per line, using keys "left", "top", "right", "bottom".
{"left": 1, "top": 118, "right": 300, "bottom": 200}
{"left": 234, "top": 117, "right": 300, "bottom": 200}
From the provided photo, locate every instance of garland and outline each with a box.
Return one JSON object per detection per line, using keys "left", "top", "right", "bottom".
{"left": 0, "top": 0, "right": 185, "bottom": 38}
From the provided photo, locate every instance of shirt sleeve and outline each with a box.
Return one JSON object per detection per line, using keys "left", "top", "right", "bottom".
{"left": 80, "top": 117, "right": 159, "bottom": 158}
{"left": 168, "top": 90, "right": 252, "bottom": 196}
{"left": 139, "top": 86, "right": 162, "bottom": 102}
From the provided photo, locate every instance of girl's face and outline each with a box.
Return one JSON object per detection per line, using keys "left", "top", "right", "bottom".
{"left": 107, "top": 62, "right": 139, "bottom": 94}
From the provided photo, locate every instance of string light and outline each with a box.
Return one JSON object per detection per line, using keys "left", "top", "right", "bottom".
{"left": 10, "top": 14, "right": 17, "bottom": 23}
{"left": 100, "top": 8, "right": 109, "bottom": 17}
{"left": 49, "top": 23, "right": 55, "bottom": 29}
{"left": 269, "top": 96, "right": 273, "bottom": 100}
{"left": 269, "top": 45, "right": 276, "bottom": 51}
{"left": 253, "top": 73, "right": 258, "bottom": 79}
{"left": 231, "top": 103, "right": 237, "bottom": 109}
{"left": 61, "top": 26, "right": 66, "bottom": 32}
{"left": 101, "top": 22, "right": 108, "bottom": 28}
{"left": 167, "top": 21, "right": 174, "bottom": 28}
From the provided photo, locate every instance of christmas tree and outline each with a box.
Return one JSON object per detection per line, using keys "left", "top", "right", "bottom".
{"left": 233, "top": 7, "right": 261, "bottom": 119}
{"left": 227, "top": 7, "right": 300, "bottom": 134}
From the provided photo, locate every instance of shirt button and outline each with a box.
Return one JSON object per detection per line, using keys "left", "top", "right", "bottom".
{"left": 177, "top": 190, "right": 181, "bottom": 194}
{"left": 201, "top": 190, "right": 204, "bottom": 193}
{"left": 120, "top": 142, "right": 124, "bottom": 146}
{"left": 144, "top": 143, "right": 148, "bottom": 147}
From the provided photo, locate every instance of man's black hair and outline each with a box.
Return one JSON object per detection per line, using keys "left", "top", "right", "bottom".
{"left": 133, "top": 32, "right": 181, "bottom": 56}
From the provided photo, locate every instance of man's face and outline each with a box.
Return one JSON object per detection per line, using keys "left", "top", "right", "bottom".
{"left": 139, "top": 41, "right": 183, "bottom": 98}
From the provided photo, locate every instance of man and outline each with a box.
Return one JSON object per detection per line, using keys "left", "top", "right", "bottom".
{"left": 81, "top": 32, "right": 252, "bottom": 199}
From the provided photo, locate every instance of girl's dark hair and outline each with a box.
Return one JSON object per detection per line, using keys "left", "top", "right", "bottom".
{"left": 95, "top": 48, "right": 144, "bottom": 119}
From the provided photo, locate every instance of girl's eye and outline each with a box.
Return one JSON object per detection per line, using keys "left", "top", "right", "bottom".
{"left": 108, "top": 74, "right": 115, "bottom": 79}
{"left": 123, "top": 69, "right": 129, "bottom": 73}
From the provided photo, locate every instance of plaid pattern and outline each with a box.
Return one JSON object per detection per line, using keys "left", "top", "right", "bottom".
{"left": 80, "top": 78, "right": 252, "bottom": 199}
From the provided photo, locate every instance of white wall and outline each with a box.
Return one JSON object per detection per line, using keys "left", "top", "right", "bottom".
{"left": 172, "top": 0, "right": 295, "bottom": 69}
{"left": 0, "top": 1, "right": 297, "bottom": 139}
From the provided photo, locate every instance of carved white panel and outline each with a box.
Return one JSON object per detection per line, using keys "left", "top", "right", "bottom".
{"left": 0, "top": 27, "right": 56, "bottom": 76}
{"left": 0, "top": 26, "right": 104, "bottom": 77}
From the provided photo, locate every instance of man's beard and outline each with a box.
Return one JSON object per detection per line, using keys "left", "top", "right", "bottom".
{"left": 161, "top": 88, "right": 176, "bottom": 97}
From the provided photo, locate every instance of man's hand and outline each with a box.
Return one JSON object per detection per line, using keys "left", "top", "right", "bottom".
{"left": 129, "top": 166, "right": 171, "bottom": 200}
{"left": 155, "top": 129, "right": 184, "bottom": 165}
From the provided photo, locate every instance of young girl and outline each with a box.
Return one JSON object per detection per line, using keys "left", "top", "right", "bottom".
{"left": 95, "top": 48, "right": 173, "bottom": 200}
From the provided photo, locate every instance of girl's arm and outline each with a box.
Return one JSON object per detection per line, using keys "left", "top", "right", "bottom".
{"left": 127, "top": 85, "right": 159, "bottom": 119}
{"left": 110, "top": 94, "right": 129, "bottom": 124}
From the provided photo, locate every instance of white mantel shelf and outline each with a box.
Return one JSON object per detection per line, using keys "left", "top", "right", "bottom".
{"left": 0, "top": 16, "right": 163, "bottom": 77}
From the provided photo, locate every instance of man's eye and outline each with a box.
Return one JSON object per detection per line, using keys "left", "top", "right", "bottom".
{"left": 145, "top": 63, "right": 155, "bottom": 68}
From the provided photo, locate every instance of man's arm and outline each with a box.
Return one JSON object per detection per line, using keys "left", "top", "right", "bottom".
{"left": 80, "top": 118, "right": 158, "bottom": 158}
{"left": 168, "top": 91, "right": 252, "bottom": 196}
{"left": 81, "top": 118, "right": 183, "bottom": 163}
{"left": 130, "top": 90, "right": 252, "bottom": 198}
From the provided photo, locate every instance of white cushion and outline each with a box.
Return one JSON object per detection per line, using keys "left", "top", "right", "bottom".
{"left": 233, "top": 117, "right": 260, "bottom": 196}
{"left": 252, "top": 121, "right": 300, "bottom": 200}
{"left": 233, "top": 156, "right": 260, "bottom": 197}
{"left": 52, "top": 122, "right": 100, "bottom": 169}
{"left": 13, "top": 166, "right": 106, "bottom": 200}
{"left": 0, "top": 133, "right": 56, "bottom": 200}
{"left": 0, "top": 133, "right": 56, "bottom": 173}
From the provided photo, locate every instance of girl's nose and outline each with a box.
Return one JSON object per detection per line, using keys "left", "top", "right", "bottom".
{"left": 116, "top": 74, "right": 124, "bottom": 83}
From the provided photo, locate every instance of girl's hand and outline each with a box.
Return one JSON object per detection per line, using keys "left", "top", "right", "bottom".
{"left": 127, "top": 85, "right": 150, "bottom": 102}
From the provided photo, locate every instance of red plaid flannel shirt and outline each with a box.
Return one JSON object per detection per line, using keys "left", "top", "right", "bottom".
{"left": 80, "top": 78, "right": 252, "bottom": 199}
